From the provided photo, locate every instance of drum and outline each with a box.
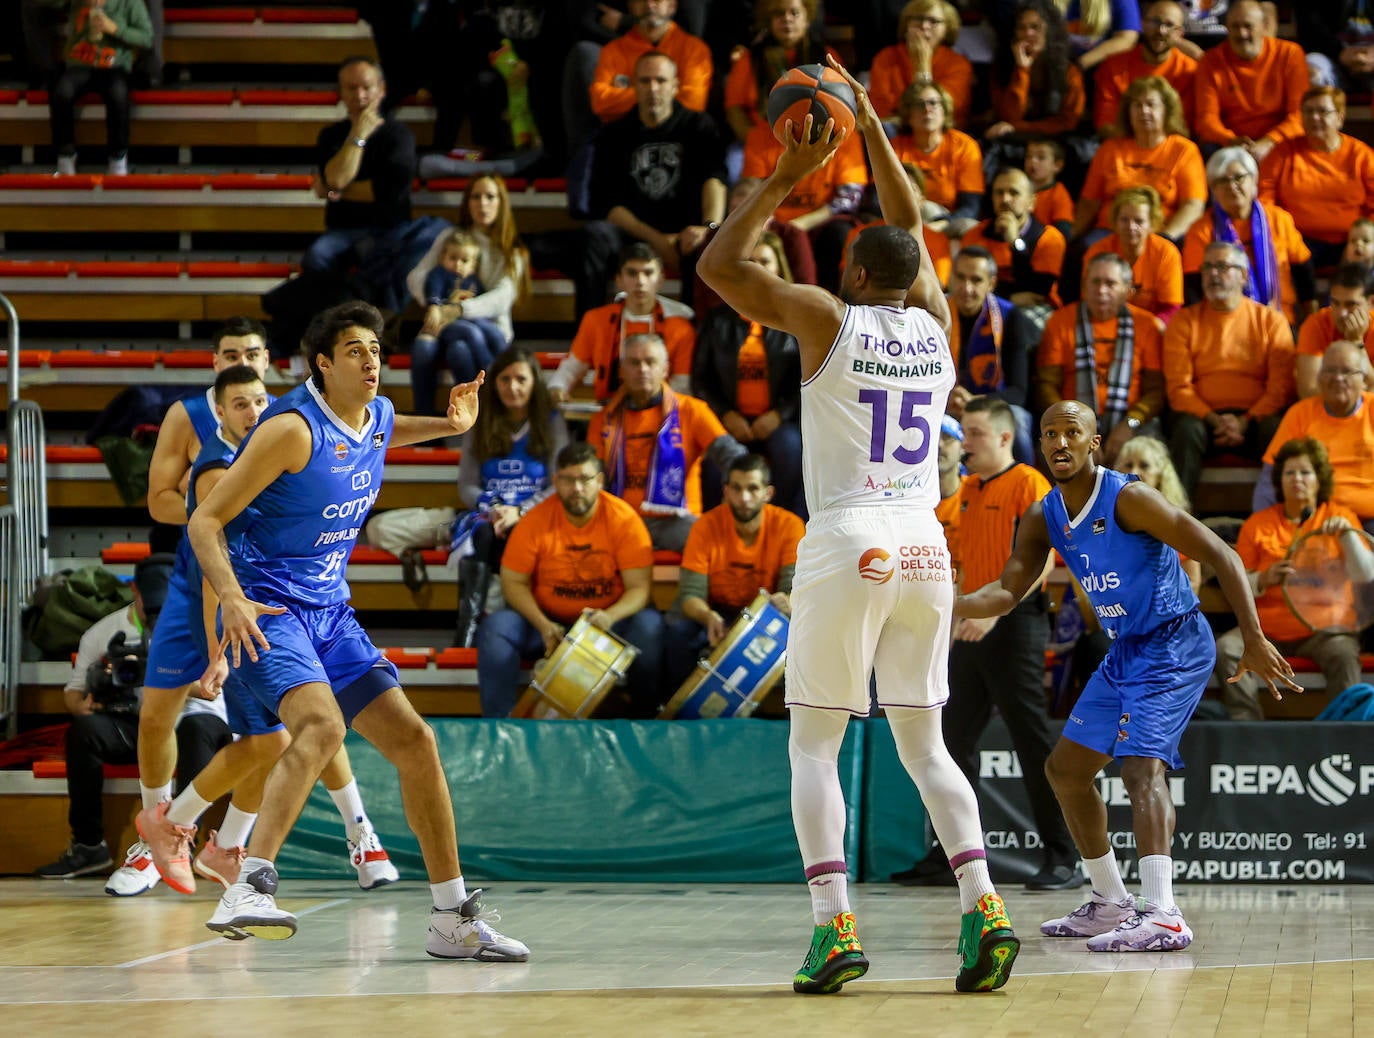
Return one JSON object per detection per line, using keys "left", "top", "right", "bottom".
{"left": 659, "top": 593, "right": 789, "bottom": 719}
{"left": 512, "top": 614, "right": 639, "bottom": 719}
{"left": 1282, "top": 525, "right": 1374, "bottom": 634}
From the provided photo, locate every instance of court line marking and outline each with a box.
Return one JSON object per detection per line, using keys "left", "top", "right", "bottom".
{"left": 113, "top": 898, "right": 352, "bottom": 968}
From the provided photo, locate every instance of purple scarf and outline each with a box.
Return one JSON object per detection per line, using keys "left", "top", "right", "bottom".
{"left": 1211, "top": 199, "right": 1280, "bottom": 311}
{"left": 603, "top": 386, "right": 689, "bottom": 517}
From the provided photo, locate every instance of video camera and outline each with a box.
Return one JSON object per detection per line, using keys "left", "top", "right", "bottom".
{"left": 82, "top": 552, "right": 173, "bottom": 714}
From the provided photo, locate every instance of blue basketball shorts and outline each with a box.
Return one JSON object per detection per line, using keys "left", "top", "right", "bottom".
{"left": 144, "top": 579, "right": 207, "bottom": 691}
{"left": 221, "top": 670, "right": 286, "bottom": 736}
{"left": 1065, "top": 608, "right": 1214, "bottom": 770}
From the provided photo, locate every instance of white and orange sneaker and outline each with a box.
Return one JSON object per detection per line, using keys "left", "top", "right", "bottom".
{"left": 349, "top": 822, "right": 399, "bottom": 890}
{"left": 105, "top": 840, "right": 161, "bottom": 896}
{"left": 194, "top": 830, "right": 248, "bottom": 890}
{"left": 135, "top": 801, "right": 197, "bottom": 894}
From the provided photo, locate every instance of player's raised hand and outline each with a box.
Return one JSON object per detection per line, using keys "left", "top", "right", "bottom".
{"left": 775, "top": 115, "right": 845, "bottom": 182}
{"left": 447, "top": 370, "right": 485, "bottom": 433}
{"left": 825, "top": 54, "right": 880, "bottom": 134}
{"left": 219, "top": 593, "right": 287, "bottom": 667}
{"left": 1230, "top": 635, "right": 1303, "bottom": 700}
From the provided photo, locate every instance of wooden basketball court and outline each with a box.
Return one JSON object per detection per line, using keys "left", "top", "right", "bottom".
{"left": 2, "top": 878, "right": 1368, "bottom": 1036}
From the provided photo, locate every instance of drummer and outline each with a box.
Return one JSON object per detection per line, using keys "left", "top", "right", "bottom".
{"left": 663, "top": 454, "right": 806, "bottom": 694}
{"left": 476, "top": 442, "right": 666, "bottom": 718}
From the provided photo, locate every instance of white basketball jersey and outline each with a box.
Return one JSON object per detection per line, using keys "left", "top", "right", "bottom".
{"left": 801, "top": 303, "right": 955, "bottom": 513}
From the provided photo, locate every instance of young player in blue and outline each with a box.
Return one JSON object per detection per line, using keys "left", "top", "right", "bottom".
{"left": 957, "top": 400, "right": 1301, "bottom": 953}
{"left": 189, "top": 302, "right": 529, "bottom": 961}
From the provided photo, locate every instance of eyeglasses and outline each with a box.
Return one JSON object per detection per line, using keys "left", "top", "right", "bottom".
{"left": 913, "top": 97, "right": 944, "bottom": 109}
{"left": 1320, "top": 368, "right": 1364, "bottom": 380}
{"left": 1199, "top": 262, "right": 1245, "bottom": 273}
{"left": 1211, "top": 173, "right": 1252, "bottom": 188}
{"left": 556, "top": 473, "right": 600, "bottom": 487}
{"left": 1302, "top": 107, "right": 1341, "bottom": 118}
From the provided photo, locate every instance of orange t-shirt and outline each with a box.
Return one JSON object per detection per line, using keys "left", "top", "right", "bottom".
{"left": 1237, "top": 501, "right": 1365, "bottom": 641}
{"left": 1262, "top": 393, "right": 1374, "bottom": 518}
{"left": 1033, "top": 181, "right": 1074, "bottom": 229}
{"left": 1194, "top": 36, "right": 1308, "bottom": 146}
{"left": 1093, "top": 46, "right": 1198, "bottom": 130}
{"left": 1181, "top": 203, "right": 1311, "bottom": 324}
{"left": 724, "top": 45, "right": 842, "bottom": 129}
{"left": 1084, "top": 234, "right": 1184, "bottom": 316}
{"left": 867, "top": 43, "right": 975, "bottom": 126}
{"left": 734, "top": 322, "right": 770, "bottom": 418}
{"left": 1163, "top": 299, "right": 1295, "bottom": 419}
{"left": 962, "top": 219, "right": 1066, "bottom": 305}
{"left": 840, "top": 219, "right": 951, "bottom": 288}
{"left": 894, "top": 130, "right": 984, "bottom": 213}
{"left": 589, "top": 23, "right": 713, "bottom": 122}
{"left": 958, "top": 465, "right": 1051, "bottom": 593}
{"left": 569, "top": 301, "right": 696, "bottom": 402}
{"left": 680, "top": 502, "right": 805, "bottom": 611}
{"left": 502, "top": 491, "right": 654, "bottom": 622}
{"left": 1080, "top": 135, "right": 1207, "bottom": 228}
{"left": 991, "top": 64, "right": 1085, "bottom": 136}
{"left": 741, "top": 122, "right": 869, "bottom": 223}
{"left": 1037, "top": 303, "right": 1164, "bottom": 413}
{"left": 1257, "top": 134, "right": 1374, "bottom": 246}
{"left": 1295, "top": 307, "right": 1374, "bottom": 363}
{"left": 936, "top": 483, "right": 963, "bottom": 579}
{"left": 586, "top": 391, "right": 729, "bottom": 517}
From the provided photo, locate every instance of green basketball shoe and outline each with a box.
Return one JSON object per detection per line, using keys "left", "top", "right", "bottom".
{"left": 955, "top": 892, "right": 1020, "bottom": 992}
{"left": 793, "top": 911, "right": 870, "bottom": 994}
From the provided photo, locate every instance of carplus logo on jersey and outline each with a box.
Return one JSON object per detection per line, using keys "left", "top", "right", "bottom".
{"left": 1211, "top": 753, "right": 1374, "bottom": 806}
{"left": 858, "top": 547, "right": 893, "bottom": 584}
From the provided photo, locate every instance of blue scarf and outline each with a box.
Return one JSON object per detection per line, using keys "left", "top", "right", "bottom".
{"left": 1211, "top": 200, "right": 1280, "bottom": 311}
{"left": 604, "top": 386, "right": 689, "bottom": 517}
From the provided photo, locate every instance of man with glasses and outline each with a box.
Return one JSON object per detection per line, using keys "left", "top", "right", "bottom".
{"left": 1294, "top": 264, "right": 1374, "bottom": 398}
{"left": 1195, "top": 0, "right": 1308, "bottom": 163}
{"left": 1253, "top": 340, "right": 1374, "bottom": 531}
{"left": 1163, "top": 241, "right": 1294, "bottom": 499}
{"left": 1094, "top": 1, "right": 1198, "bottom": 130}
{"left": 476, "top": 441, "right": 666, "bottom": 717}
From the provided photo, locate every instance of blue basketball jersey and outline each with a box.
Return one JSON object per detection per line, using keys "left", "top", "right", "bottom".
{"left": 230, "top": 380, "right": 395, "bottom": 606}
{"left": 181, "top": 385, "right": 219, "bottom": 447}
{"left": 170, "top": 430, "right": 240, "bottom": 599}
{"left": 1043, "top": 467, "right": 1197, "bottom": 640}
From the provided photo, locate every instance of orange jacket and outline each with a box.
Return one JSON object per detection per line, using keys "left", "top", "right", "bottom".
{"left": 590, "top": 23, "right": 713, "bottom": 122}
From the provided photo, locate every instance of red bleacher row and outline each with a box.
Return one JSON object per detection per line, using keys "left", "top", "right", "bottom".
{"left": 165, "top": 7, "right": 361, "bottom": 25}
{"left": 0, "top": 349, "right": 566, "bottom": 370}
{"left": 0, "top": 173, "right": 566, "bottom": 194}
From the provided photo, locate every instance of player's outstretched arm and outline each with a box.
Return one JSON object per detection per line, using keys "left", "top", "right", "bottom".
{"left": 189, "top": 413, "right": 306, "bottom": 665}
{"left": 697, "top": 115, "right": 845, "bottom": 344}
{"left": 825, "top": 56, "right": 949, "bottom": 334}
{"left": 392, "top": 373, "right": 485, "bottom": 447}
{"left": 1116, "top": 481, "right": 1303, "bottom": 699}
{"left": 957, "top": 501, "right": 1055, "bottom": 619}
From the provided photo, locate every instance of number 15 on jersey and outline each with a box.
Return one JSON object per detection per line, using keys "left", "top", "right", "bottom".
{"left": 859, "top": 389, "right": 934, "bottom": 465}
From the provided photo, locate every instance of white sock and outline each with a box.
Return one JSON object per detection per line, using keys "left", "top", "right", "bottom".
{"left": 216, "top": 804, "right": 258, "bottom": 849}
{"left": 807, "top": 869, "right": 849, "bottom": 925}
{"left": 1139, "top": 854, "right": 1175, "bottom": 909}
{"left": 431, "top": 877, "right": 468, "bottom": 911}
{"left": 140, "top": 782, "right": 172, "bottom": 812}
{"left": 1084, "top": 850, "right": 1130, "bottom": 902}
{"left": 166, "top": 783, "right": 212, "bottom": 827}
{"left": 952, "top": 855, "right": 996, "bottom": 913}
{"left": 328, "top": 779, "right": 369, "bottom": 840}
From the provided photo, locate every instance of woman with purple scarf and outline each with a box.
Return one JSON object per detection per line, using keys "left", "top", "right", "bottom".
{"left": 1181, "top": 146, "right": 1318, "bottom": 326}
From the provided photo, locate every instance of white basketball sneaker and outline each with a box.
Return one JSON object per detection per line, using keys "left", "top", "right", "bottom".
{"left": 348, "top": 821, "right": 399, "bottom": 890}
{"left": 1040, "top": 891, "right": 1136, "bottom": 937}
{"left": 206, "top": 864, "right": 297, "bottom": 941}
{"left": 1086, "top": 899, "right": 1193, "bottom": 952}
{"left": 426, "top": 890, "right": 530, "bottom": 961}
{"left": 105, "top": 841, "right": 162, "bottom": 896}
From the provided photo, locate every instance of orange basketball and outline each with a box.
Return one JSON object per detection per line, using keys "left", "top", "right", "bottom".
{"left": 766, "top": 64, "right": 858, "bottom": 146}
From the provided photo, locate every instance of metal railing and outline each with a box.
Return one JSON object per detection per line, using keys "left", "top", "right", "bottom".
{"left": 0, "top": 506, "right": 17, "bottom": 738}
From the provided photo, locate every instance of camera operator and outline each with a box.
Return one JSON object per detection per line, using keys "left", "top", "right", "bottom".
{"left": 36, "top": 554, "right": 231, "bottom": 879}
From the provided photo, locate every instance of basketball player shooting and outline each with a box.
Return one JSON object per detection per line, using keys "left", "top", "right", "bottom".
{"left": 957, "top": 400, "right": 1302, "bottom": 952}
{"left": 698, "top": 56, "right": 1020, "bottom": 996}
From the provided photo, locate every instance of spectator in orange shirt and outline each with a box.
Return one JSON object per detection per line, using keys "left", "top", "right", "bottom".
{"left": 663, "top": 454, "right": 804, "bottom": 693}
{"left": 1255, "top": 340, "right": 1374, "bottom": 525}
{"left": 1026, "top": 138, "right": 1074, "bottom": 237}
{"left": 1093, "top": 1, "right": 1198, "bottom": 130}
{"left": 1165, "top": 241, "right": 1294, "bottom": 498}
{"left": 1036, "top": 252, "right": 1166, "bottom": 463}
{"left": 892, "top": 80, "right": 985, "bottom": 240}
{"left": 986, "top": 0, "right": 1086, "bottom": 142}
{"left": 935, "top": 416, "right": 965, "bottom": 579}
{"left": 1193, "top": 0, "right": 1308, "bottom": 163}
{"left": 1258, "top": 87, "right": 1374, "bottom": 269}
{"left": 962, "top": 168, "right": 1067, "bottom": 317}
{"left": 1182, "top": 147, "right": 1316, "bottom": 325}
{"left": 550, "top": 242, "right": 696, "bottom": 407}
{"left": 1072, "top": 76, "right": 1206, "bottom": 244}
{"left": 587, "top": 332, "right": 748, "bottom": 551}
{"left": 724, "top": 0, "right": 835, "bottom": 148}
{"left": 589, "top": 0, "right": 712, "bottom": 122}
{"left": 478, "top": 441, "right": 665, "bottom": 717}
{"left": 1218, "top": 437, "right": 1370, "bottom": 719}
{"left": 869, "top": 0, "right": 975, "bottom": 129}
{"left": 1082, "top": 186, "right": 1185, "bottom": 322}
{"left": 1295, "top": 264, "right": 1374, "bottom": 398}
